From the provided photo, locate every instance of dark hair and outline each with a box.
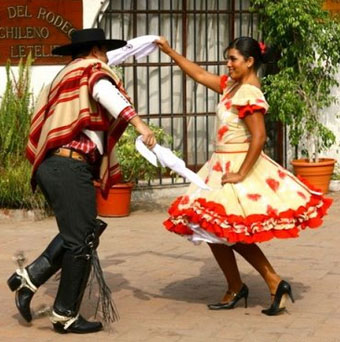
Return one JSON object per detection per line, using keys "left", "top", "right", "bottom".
{"left": 224, "top": 37, "right": 271, "bottom": 71}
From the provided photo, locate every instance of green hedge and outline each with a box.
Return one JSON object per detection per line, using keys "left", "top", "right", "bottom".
{"left": 0, "top": 55, "right": 46, "bottom": 210}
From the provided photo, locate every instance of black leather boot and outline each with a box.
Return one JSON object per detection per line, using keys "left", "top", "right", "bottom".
{"left": 51, "top": 246, "right": 103, "bottom": 334}
{"left": 8, "top": 219, "right": 107, "bottom": 323}
{"left": 7, "top": 234, "right": 64, "bottom": 322}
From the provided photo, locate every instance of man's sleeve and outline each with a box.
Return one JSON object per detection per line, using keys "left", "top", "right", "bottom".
{"left": 92, "top": 78, "right": 137, "bottom": 121}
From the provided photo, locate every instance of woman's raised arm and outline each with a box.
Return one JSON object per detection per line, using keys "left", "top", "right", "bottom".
{"left": 156, "top": 37, "right": 222, "bottom": 94}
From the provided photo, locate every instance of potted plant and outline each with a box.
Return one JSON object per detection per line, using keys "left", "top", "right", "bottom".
{"left": 253, "top": 0, "right": 340, "bottom": 193}
{"left": 95, "top": 124, "right": 175, "bottom": 216}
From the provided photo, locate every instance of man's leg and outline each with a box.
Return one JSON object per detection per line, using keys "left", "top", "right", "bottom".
{"left": 35, "top": 155, "right": 103, "bottom": 333}
{"left": 8, "top": 218, "right": 107, "bottom": 323}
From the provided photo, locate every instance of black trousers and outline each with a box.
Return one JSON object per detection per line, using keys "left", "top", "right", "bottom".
{"left": 35, "top": 155, "right": 97, "bottom": 254}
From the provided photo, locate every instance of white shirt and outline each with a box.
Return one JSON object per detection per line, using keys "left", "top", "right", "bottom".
{"left": 83, "top": 78, "right": 132, "bottom": 154}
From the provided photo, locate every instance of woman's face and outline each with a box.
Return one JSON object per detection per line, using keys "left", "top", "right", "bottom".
{"left": 226, "top": 48, "right": 251, "bottom": 81}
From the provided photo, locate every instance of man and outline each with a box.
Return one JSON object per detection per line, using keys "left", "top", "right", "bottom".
{"left": 7, "top": 28, "right": 156, "bottom": 334}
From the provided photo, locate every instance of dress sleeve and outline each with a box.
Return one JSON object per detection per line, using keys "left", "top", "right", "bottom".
{"left": 231, "top": 84, "right": 269, "bottom": 119}
{"left": 220, "top": 74, "right": 229, "bottom": 92}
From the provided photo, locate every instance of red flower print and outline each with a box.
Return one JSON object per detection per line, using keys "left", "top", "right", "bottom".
{"left": 180, "top": 195, "right": 190, "bottom": 205}
{"left": 256, "top": 98, "right": 265, "bottom": 104}
{"left": 266, "top": 178, "right": 280, "bottom": 192}
{"left": 217, "top": 125, "right": 229, "bottom": 141}
{"left": 205, "top": 176, "right": 209, "bottom": 184}
{"left": 247, "top": 193, "right": 262, "bottom": 201}
{"left": 297, "top": 191, "right": 307, "bottom": 200}
{"left": 225, "top": 161, "right": 231, "bottom": 173}
{"left": 225, "top": 100, "right": 232, "bottom": 110}
{"left": 266, "top": 205, "right": 278, "bottom": 216}
{"left": 278, "top": 170, "right": 287, "bottom": 179}
{"left": 213, "top": 161, "right": 223, "bottom": 172}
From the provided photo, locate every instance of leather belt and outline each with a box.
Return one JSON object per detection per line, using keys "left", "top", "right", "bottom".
{"left": 52, "top": 148, "right": 87, "bottom": 162}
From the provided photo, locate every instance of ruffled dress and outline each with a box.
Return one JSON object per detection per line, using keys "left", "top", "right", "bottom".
{"left": 164, "top": 76, "right": 332, "bottom": 245}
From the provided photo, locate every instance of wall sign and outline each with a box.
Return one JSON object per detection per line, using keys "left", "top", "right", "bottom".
{"left": 323, "top": 0, "right": 340, "bottom": 13}
{"left": 0, "top": 0, "right": 83, "bottom": 65}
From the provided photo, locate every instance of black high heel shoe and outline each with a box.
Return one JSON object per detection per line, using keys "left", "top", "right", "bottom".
{"left": 262, "top": 280, "right": 294, "bottom": 316}
{"left": 208, "top": 284, "right": 249, "bottom": 310}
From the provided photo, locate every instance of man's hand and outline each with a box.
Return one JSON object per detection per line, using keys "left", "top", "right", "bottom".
{"left": 129, "top": 116, "right": 156, "bottom": 149}
{"left": 139, "top": 126, "right": 156, "bottom": 149}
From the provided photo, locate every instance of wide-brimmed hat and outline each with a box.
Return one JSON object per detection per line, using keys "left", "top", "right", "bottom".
{"left": 52, "top": 28, "right": 127, "bottom": 56}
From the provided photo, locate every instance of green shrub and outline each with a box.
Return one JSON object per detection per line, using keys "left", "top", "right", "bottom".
{"left": 252, "top": 0, "right": 340, "bottom": 161}
{"left": 0, "top": 55, "right": 46, "bottom": 210}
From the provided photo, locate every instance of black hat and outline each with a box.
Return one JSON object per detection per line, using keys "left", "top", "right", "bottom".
{"left": 52, "top": 28, "right": 127, "bottom": 56}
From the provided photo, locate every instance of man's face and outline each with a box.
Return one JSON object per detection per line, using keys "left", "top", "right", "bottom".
{"left": 92, "top": 45, "right": 108, "bottom": 64}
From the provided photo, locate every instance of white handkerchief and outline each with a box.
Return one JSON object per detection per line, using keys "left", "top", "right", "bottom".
{"left": 135, "top": 136, "right": 211, "bottom": 190}
{"left": 135, "top": 136, "right": 158, "bottom": 167}
{"left": 107, "top": 35, "right": 160, "bottom": 65}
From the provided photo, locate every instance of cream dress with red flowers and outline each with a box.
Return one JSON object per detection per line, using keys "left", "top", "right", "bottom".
{"left": 164, "top": 77, "right": 332, "bottom": 245}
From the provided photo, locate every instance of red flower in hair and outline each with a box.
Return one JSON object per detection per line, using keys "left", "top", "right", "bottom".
{"left": 259, "top": 42, "right": 267, "bottom": 54}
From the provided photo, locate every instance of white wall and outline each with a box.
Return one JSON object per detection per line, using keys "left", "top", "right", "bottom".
{"left": 0, "top": 0, "right": 105, "bottom": 98}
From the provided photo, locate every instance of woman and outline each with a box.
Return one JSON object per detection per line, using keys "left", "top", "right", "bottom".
{"left": 156, "top": 36, "right": 332, "bottom": 315}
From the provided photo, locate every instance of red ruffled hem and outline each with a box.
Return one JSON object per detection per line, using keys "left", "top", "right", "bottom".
{"left": 236, "top": 104, "right": 266, "bottom": 119}
{"left": 163, "top": 178, "right": 333, "bottom": 244}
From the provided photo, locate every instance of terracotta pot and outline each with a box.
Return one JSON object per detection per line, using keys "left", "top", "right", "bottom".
{"left": 291, "top": 158, "right": 336, "bottom": 194}
{"left": 95, "top": 183, "right": 134, "bottom": 217}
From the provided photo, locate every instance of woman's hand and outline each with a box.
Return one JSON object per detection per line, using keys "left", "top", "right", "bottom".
{"left": 221, "top": 172, "right": 244, "bottom": 185}
{"left": 155, "top": 36, "right": 173, "bottom": 55}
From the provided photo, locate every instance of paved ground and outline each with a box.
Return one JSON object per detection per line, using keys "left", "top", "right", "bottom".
{"left": 0, "top": 192, "right": 339, "bottom": 342}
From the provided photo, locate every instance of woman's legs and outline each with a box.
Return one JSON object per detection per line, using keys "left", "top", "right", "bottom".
{"left": 232, "top": 243, "right": 281, "bottom": 295}
{"left": 208, "top": 243, "right": 243, "bottom": 302}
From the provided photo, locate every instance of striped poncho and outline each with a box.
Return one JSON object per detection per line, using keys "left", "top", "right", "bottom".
{"left": 26, "top": 58, "right": 131, "bottom": 196}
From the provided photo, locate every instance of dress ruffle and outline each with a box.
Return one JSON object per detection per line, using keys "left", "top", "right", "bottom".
{"left": 231, "top": 84, "right": 269, "bottom": 114}
{"left": 237, "top": 104, "right": 267, "bottom": 119}
{"left": 164, "top": 177, "right": 332, "bottom": 244}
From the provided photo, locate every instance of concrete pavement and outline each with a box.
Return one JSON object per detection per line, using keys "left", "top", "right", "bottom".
{"left": 0, "top": 192, "right": 339, "bottom": 342}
